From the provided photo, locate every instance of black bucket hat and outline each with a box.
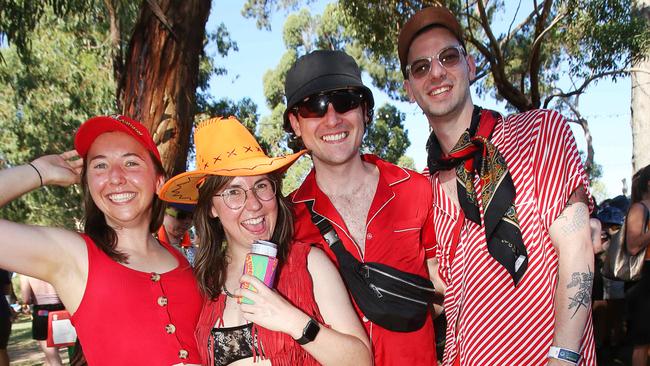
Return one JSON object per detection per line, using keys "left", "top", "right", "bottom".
{"left": 283, "top": 50, "right": 374, "bottom": 133}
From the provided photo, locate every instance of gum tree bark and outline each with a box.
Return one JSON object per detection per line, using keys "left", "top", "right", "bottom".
{"left": 120, "top": 0, "right": 211, "bottom": 175}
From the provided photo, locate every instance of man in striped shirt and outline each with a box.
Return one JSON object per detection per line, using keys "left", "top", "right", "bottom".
{"left": 398, "top": 6, "right": 596, "bottom": 366}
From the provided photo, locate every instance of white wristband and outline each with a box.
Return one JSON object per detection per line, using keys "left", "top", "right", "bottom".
{"left": 548, "top": 346, "right": 580, "bottom": 364}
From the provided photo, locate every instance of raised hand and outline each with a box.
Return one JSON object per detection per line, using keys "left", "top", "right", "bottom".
{"left": 236, "top": 274, "right": 310, "bottom": 339}
{"left": 30, "top": 150, "right": 83, "bottom": 187}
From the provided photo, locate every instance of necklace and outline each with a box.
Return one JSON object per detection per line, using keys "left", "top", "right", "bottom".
{"left": 222, "top": 286, "right": 237, "bottom": 298}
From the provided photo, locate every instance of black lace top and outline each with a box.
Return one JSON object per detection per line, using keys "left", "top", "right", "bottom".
{"left": 212, "top": 323, "right": 260, "bottom": 366}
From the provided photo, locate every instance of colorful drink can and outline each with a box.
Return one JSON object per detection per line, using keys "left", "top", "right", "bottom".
{"left": 239, "top": 240, "right": 278, "bottom": 304}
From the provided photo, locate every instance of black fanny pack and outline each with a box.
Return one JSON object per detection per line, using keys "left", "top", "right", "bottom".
{"left": 306, "top": 202, "right": 435, "bottom": 332}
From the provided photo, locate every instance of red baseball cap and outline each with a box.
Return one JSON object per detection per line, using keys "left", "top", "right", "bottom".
{"left": 74, "top": 115, "right": 161, "bottom": 163}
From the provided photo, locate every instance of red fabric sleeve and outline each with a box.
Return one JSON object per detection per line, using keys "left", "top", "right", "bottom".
{"left": 531, "top": 110, "right": 593, "bottom": 230}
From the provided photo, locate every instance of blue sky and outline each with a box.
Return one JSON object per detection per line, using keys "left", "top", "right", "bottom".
{"left": 206, "top": 1, "right": 632, "bottom": 201}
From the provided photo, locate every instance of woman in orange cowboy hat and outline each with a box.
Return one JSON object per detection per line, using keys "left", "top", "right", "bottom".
{"left": 159, "top": 117, "right": 372, "bottom": 366}
{"left": 0, "top": 115, "right": 202, "bottom": 365}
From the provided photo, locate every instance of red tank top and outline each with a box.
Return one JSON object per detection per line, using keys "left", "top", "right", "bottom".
{"left": 71, "top": 234, "right": 202, "bottom": 365}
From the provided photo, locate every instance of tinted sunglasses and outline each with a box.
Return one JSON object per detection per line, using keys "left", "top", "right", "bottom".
{"left": 293, "top": 89, "right": 364, "bottom": 118}
{"left": 166, "top": 207, "right": 193, "bottom": 220}
{"left": 406, "top": 45, "right": 466, "bottom": 79}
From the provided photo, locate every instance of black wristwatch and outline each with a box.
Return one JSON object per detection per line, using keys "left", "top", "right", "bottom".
{"left": 294, "top": 317, "right": 320, "bottom": 345}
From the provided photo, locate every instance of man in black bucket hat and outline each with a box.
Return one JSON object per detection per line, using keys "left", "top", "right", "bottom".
{"left": 284, "top": 49, "right": 439, "bottom": 365}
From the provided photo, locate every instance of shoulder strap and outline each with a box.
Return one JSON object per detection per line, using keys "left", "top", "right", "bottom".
{"left": 303, "top": 201, "right": 359, "bottom": 265}
{"left": 304, "top": 201, "right": 342, "bottom": 248}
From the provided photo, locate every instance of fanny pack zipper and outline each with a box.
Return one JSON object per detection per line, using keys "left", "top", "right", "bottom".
{"left": 363, "top": 265, "right": 435, "bottom": 292}
{"left": 369, "top": 283, "right": 429, "bottom": 305}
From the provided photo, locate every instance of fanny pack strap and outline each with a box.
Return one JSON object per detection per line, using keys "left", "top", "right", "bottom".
{"left": 305, "top": 201, "right": 344, "bottom": 248}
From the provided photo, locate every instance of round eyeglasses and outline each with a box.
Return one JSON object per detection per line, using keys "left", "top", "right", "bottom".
{"left": 214, "top": 178, "right": 276, "bottom": 210}
{"left": 406, "top": 45, "right": 466, "bottom": 79}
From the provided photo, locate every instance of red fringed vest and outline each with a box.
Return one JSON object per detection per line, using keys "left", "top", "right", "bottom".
{"left": 195, "top": 241, "right": 325, "bottom": 366}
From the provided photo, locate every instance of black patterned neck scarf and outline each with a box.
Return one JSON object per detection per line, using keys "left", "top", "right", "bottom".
{"left": 427, "top": 106, "right": 528, "bottom": 286}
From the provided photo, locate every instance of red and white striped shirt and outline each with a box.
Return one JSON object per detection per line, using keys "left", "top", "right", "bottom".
{"left": 425, "top": 109, "right": 596, "bottom": 365}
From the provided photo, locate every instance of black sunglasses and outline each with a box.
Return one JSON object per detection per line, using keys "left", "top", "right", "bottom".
{"left": 293, "top": 89, "right": 364, "bottom": 119}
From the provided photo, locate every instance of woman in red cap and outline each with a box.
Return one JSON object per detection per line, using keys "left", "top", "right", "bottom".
{"left": 0, "top": 115, "right": 202, "bottom": 365}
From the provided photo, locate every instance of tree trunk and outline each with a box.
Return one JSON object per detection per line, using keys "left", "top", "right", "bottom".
{"left": 631, "top": 0, "right": 650, "bottom": 173}
{"left": 120, "top": 0, "right": 211, "bottom": 176}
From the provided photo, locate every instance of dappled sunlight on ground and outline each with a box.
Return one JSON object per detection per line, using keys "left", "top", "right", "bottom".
{"left": 7, "top": 314, "right": 69, "bottom": 366}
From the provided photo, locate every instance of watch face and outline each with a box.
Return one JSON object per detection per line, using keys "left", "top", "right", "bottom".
{"left": 297, "top": 318, "right": 321, "bottom": 345}
{"left": 304, "top": 319, "right": 320, "bottom": 341}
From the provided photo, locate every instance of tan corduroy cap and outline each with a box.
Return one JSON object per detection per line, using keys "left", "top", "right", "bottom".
{"left": 398, "top": 6, "right": 464, "bottom": 78}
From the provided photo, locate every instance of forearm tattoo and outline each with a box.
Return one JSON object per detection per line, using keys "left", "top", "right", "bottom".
{"left": 567, "top": 266, "right": 593, "bottom": 318}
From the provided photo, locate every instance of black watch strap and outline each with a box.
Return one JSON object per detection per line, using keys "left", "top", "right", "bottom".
{"left": 295, "top": 317, "right": 320, "bottom": 345}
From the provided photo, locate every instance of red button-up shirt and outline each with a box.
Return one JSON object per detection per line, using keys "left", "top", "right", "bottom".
{"left": 292, "top": 154, "right": 437, "bottom": 366}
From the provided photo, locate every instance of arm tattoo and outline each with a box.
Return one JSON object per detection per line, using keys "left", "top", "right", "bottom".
{"left": 567, "top": 266, "right": 593, "bottom": 318}
{"left": 560, "top": 205, "right": 589, "bottom": 235}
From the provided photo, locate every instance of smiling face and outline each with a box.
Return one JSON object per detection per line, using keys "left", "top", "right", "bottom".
{"left": 210, "top": 175, "right": 278, "bottom": 251}
{"left": 85, "top": 132, "right": 164, "bottom": 229}
{"left": 288, "top": 95, "right": 366, "bottom": 168}
{"left": 404, "top": 27, "right": 476, "bottom": 123}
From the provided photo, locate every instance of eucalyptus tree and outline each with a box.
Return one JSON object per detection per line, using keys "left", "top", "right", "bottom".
{"left": 1, "top": 0, "right": 213, "bottom": 176}
{"left": 244, "top": 0, "right": 650, "bottom": 173}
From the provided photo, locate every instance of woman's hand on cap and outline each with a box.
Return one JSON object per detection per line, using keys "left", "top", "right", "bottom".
{"left": 32, "top": 150, "right": 83, "bottom": 187}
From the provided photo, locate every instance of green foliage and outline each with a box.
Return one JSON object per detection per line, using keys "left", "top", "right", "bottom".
{"left": 263, "top": 50, "right": 297, "bottom": 108}
{"left": 199, "top": 97, "right": 259, "bottom": 130}
{"left": 282, "top": 155, "right": 313, "bottom": 194}
{"left": 241, "top": 0, "right": 316, "bottom": 30}
{"left": 0, "top": 10, "right": 116, "bottom": 228}
{"left": 256, "top": 5, "right": 413, "bottom": 173}
{"left": 562, "top": 0, "right": 650, "bottom": 78}
{"left": 245, "top": 0, "right": 647, "bottom": 173}
{"left": 199, "top": 22, "right": 240, "bottom": 83}
{"left": 397, "top": 155, "right": 415, "bottom": 170}
{"left": 362, "top": 104, "right": 410, "bottom": 164}
{"left": 0, "top": 0, "right": 92, "bottom": 57}
{"left": 579, "top": 150, "right": 603, "bottom": 182}
{"left": 249, "top": 0, "right": 648, "bottom": 113}
{"left": 192, "top": 97, "right": 261, "bottom": 166}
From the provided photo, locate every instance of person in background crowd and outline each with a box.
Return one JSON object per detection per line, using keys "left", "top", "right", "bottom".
{"left": 624, "top": 165, "right": 650, "bottom": 366}
{"left": 0, "top": 115, "right": 202, "bottom": 365}
{"left": 283, "top": 50, "right": 439, "bottom": 365}
{"left": 0, "top": 269, "right": 12, "bottom": 366}
{"left": 159, "top": 117, "right": 371, "bottom": 366}
{"left": 593, "top": 201, "right": 627, "bottom": 361}
{"left": 158, "top": 202, "right": 197, "bottom": 265}
{"left": 20, "top": 275, "right": 65, "bottom": 366}
{"left": 399, "top": 5, "right": 595, "bottom": 365}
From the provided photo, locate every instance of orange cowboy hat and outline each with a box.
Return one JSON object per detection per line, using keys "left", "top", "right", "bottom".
{"left": 158, "top": 116, "right": 306, "bottom": 204}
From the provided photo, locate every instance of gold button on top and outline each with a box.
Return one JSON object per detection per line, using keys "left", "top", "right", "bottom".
{"left": 165, "top": 324, "right": 176, "bottom": 334}
{"left": 178, "top": 349, "right": 189, "bottom": 359}
{"left": 150, "top": 273, "right": 161, "bottom": 282}
{"left": 157, "top": 296, "right": 168, "bottom": 306}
